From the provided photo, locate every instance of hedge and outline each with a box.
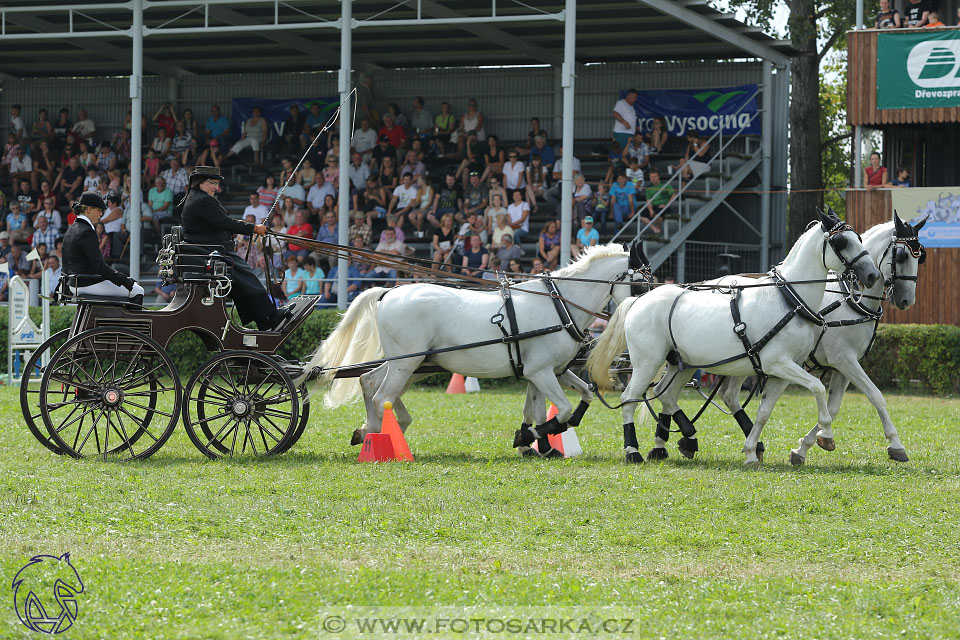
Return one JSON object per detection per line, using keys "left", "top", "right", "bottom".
{"left": 2, "top": 307, "right": 957, "bottom": 394}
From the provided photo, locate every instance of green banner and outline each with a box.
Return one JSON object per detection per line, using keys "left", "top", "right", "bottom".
{"left": 877, "top": 30, "right": 960, "bottom": 109}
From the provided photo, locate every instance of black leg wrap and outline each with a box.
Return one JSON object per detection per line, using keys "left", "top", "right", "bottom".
{"left": 733, "top": 409, "right": 753, "bottom": 438}
{"left": 623, "top": 422, "right": 639, "bottom": 450}
{"left": 537, "top": 437, "right": 564, "bottom": 459}
{"left": 534, "top": 417, "right": 562, "bottom": 439}
{"left": 568, "top": 400, "right": 590, "bottom": 427}
{"left": 672, "top": 410, "right": 697, "bottom": 439}
{"left": 513, "top": 422, "right": 540, "bottom": 448}
{"left": 655, "top": 413, "right": 672, "bottom": 442}
{"left": 678, "top": 436, "right": 699, "bottom": 459}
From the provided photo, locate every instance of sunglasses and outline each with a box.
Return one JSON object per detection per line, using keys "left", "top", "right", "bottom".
{"left": 509, "top": 155, "right": 518, "bottom": 158}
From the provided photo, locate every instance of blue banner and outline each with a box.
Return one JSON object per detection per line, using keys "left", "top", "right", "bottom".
{"left": 230, "top": 97, "right": 340, "bottom": 143}
{"left": 622, "top": 84, "right": 761, "bottom": 137}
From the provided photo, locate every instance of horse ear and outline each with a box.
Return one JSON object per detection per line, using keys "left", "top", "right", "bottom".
{"left": 893, "top": 210, "right": 906, "bottom": 234}
{"left": 816, "top": 208, "right": 831, "bottom": 231}
{"left": 629, "top": 240, "right": 648, "bottom": 268}
{"left": 912, "top": 214, "right": 928, "bottom": 233}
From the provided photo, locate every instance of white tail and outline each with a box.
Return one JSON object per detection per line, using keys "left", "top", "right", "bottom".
{"left": 586, "top": 296, "right": 637, "bottom": 393}
{"left": 300, "top": 287, "right": 387, "bottom": 408}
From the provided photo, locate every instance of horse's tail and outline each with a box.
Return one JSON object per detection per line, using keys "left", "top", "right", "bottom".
{"left": 301, "top": 287, "right": 387, "bottom": 408}
{"left": 587, "top": 296, "right": 638, "bottom": 393}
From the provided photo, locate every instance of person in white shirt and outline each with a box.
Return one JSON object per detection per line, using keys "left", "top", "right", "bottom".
{"left": 544, "top": 146, "right": 581, "bottom": 210}
{"left": 243, "top": 192, "right": 270, "bottom": 225}
{"left": 306, "top": 174, "right": 336, "bottom": 216}
{"left": 387, "top": 172, "right": 418, "bottom": 229}
{"left": 44, "top": 255, "right": 62, "bottom": 295}
{"left": 506, "top": 189, "right": 530, "bottom": 244}
{"left": 10, "top": 105, "right": 25, "bottom": 139}
{"left": 352, "top": 118, "right": 378, "bottom": 162}
{"left": 500, "top": 149, "right": 526, "bottom": 199}
{"left": 612, "top": 88, "right": 638, "bottom": 151}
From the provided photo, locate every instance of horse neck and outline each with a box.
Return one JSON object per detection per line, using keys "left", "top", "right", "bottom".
{"left": 541, "top": 255, "right": 626, "bottom": 327}
{"left": 859, "top": 223, "right": 896, "bottom": 312}
{"left": 775, "top": 226, "right": 830, "bottom": 311}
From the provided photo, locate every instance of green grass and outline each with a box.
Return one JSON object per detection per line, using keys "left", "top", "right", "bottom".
{"left": 2, "top": 384, "right": 959, "bottom": 639}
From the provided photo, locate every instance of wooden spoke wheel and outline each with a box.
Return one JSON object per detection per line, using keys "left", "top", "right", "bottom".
{"left": 183, "top": 351, "right": 300, "bottom": 459}
{"left": 40, "top": 328, "right": 182, "bottom": 461}
{"left": 20, "top": 329, "right": 70, "bottom": 454}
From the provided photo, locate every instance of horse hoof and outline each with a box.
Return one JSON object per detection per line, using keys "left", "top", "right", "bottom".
{"left": 789, "top": 450, "right": 805, "bottom": 466}
{"left": 677, "top": 437, "right": 698, "bottom": 459}
{"left": 350, "top": 429, "right": 364, "bottom": 446}
{"left": 817, "top": 436, "right": 836, "bottom": 451}
{"left": 743, "top": 459, "right": 761, "bottom": 468}
{"left": 646, "top": 447, "right": 668, "bottom": 461}
{"left": 518, "top": 446, "right": 536, "bottom": 458}
{"left": 625, "top": 451, "right": 644, "bottom": 464}
{"left": 887, "top": 447, "right": 909, "bottom": 463}
{"left": 542, "top": 448, "right": 565, "bottom": 460}
{"left": 513, "top": 428, "right": 535, "bottom": 448}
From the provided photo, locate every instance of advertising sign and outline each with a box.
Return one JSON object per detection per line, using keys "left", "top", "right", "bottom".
{"left": 230, "top": 96, "right": 340, "bottom": 143}
{"left": 891, "top": 186, "right": 960, "bottom": 248}
{"left": 877, "top": 31, "right": 960, "bottom": 109}
{"left": 625, "top": 84, "right": 761, "bottom": 136}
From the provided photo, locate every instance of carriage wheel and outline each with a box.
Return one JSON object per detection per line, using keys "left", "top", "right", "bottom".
{"left": 40, "top": 328, "right": 181, "bottom": 461}
{"left": 20, "top": 329, "right": 70, "bottom": 454}
{"left": 183, "top": 351, "right": 300, "bottom": 459}
{"left": 274, "top": 388, "right": 310, "bottom": 455}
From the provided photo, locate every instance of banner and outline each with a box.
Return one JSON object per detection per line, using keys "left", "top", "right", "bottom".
{"left": 623, "top": 84, "right": 761, "bottom": 137}
{"left": 891, "top": 186, "right": 960, "bottom": 248}
{"left": 877, "top": 31, "right": 960, "bottom": 109}
{"left": 230, "top": 97, "right": 339, "bottom": 143}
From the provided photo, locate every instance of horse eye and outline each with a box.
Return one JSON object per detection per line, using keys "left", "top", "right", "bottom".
{"left": 831, "top": 235, "right": 848, "bottom": 251}
{"left": 896, "top": 248, "right": 908, "bottom": 263}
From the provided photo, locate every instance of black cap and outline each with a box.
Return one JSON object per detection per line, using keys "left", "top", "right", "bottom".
{"left": 190, "top": 165, "right": 225, "bottom": 183}
{"left": 72, "top": 191, "right": 107, "bottom": 211}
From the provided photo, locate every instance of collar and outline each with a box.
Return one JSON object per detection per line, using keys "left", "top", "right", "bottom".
{"left": 76, "top": 215, "right": 96, "bottom": 230}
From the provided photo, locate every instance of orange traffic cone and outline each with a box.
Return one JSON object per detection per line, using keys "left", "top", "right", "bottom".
{"left": 357, "top": 433, "right": 396, "bottom": 462}
{"left": 446, "top": 373, "right": 466, "bottom": 394}
{"left": 531, "top": 403, "right": 584, "bottom": 458}
{"left": 546, "top": 403, "right": 559, "bottom": 420}
{"left": 379, "top": 401, "right": 413, "bottom": 461}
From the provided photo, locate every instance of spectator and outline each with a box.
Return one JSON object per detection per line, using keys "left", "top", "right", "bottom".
{"left": 485, "top": 192, "right": 508, "bottom": 238}
{"left": 409, "top": 97, "right": 433, "bottom": 141}
{"left": 304, "top": 173, "right": 334, "bottom": 219}
{"left": 276, "top": 197, "right": 297, "bottom": 227}
{"left": 886, "top": 166, "right": 912, "bottom": 188}
{"left": 286, "top": 210, "right": 314, "bottom": 260}
{"left": 358, "top": 176, "right": 387, "bottom": 220}
{"left": 459, "top": 211, "right": 487, "bottom": 245}
{"left": 162, "top": 157, "right": 189, "bottom": 203}
{"left": 51, "top": 108, "right": 71, "bottom": 150}
{"left": 408, "top": 173, "right": 434, "bottom": 238}
{"left": 454, "top": 99, "right": 486, "bottom": 153}
{"left": 205, "top": 104, "right": 231, "bottom": 148}
{"left": 1, "top": 133, "right": 19, "bottom": 182}
{"left": 479, "top": 134, "right": 505, "bottom": 184}
{"left": 244, "top": 192, "right": 270, "bottom": 225}
{"left": 506, "top": 189, "right": 530, "bottom": 244}
{"left": 601, "top": 141, "right": 624, "bottom": 186}
{"left": 15, "top": 178, "right": 39, "bottom": 214}
{"left": 298, "top": 157, "right": 318, "bottom": 188}
{"left": 280, "top": 104, "right": 306, "bottom": 153}
{"left": 33, "top": 214, "right": 60, "bottom": 249}
{"left": 28, "top": 109, "right": 54, "bottom": 157}
{"left": 146, "top": 176, "right": 174, "bottom": 238}
{"left": 497, "top": 234, "right": 523, "bottom": 266}
{"left": 181, "top": 108, "right": 199, "bottom": 141}
{"left": 490, "top": 213, "right": 513, "bottom": 252}
{"left": 524, "top": 154, "right": 548, "bottom": 213}
{"left": 43, "top": 255, "right": 61, "bottom": 295}
{"left": 301, "top": 256, "right": 324, "bottom": 296}
{"left": 315, "top": 209, "right": 338, "bottom": 247}
{"left": 83, "top": 165, "right": 101, "bottom": 192}
{"left": 675, "top": 130, "right": 711, "bottom": 184}
{"left": 319, "top": 194, "right": 338, "bottom": 226}
{"left": 32, "top": 141, "right": 59, "bottom": 191}
{"left": 36, "top": 196, "right": 63, "bottom": 231}
{"left": 282, "top": 254, "right": 306, "bottom": 299}
{"left": 279, "top": 164, "right": 306, "bottom": 209}
{"left": 507, "top": 258, "right": 524, "bottom": 275}
{"left": 356, "top": 74, "right": 376, "bottom": 125}
{"left": 594, "top": 182, "right": 612, "bottom": 234}
{"left": 152, "top": 102, "right": 177, "bottom": 138}
{"left": 54, "top": 155, "right": 85, "bottom": 202}
{"left": 863, "top": 151, "right": 888, "bottom": 190}
{"left": 518, "top": 117, "right": 549, "bottom": 156}
{"left": 644, "top": 168, "right": 671, "bottom": 234}
{"left": 623, "top": 131, "right": 651, "bottom": 172}
{"left": 9, "top": 145, "right": 33, "bottom": 187}
{"left": 432, "top": 102, "right": 456, "bottom": 155}
{"left": 171, "top": 120, "right": 194, "bottom": 165}
{"left": 626, "top": 156, "right": 645, "bottom": 189}
{"left": 430, "top": 173, "right": 463, "bottom": 227}
{"left": 352, "top": 118, "right": 378, "bottom": 162}
{"left": 257, "top": 174, "right": 280, "bottom": 210}
{"left": 924, "top": 10, "right": 944, "bottom": 27}
{"left": 875, "top": 0, "right": 902, "bottom": 28}
{"left": 649, "top": 116, "right": 668, "bottom": 154}
{"left": 348, "top": 210, "right": 372, "bottom": 247}
{"left": 538, "top": 219, "right": 562, "bottom": 270}
{"left": 612, "top": 89, "right": 639, "bottom": 150}
{"left": 154, "top": 278, "right": 177, "bottom": 303}
{"left": 142, "top": 149, "right": 161, "bottom": 186}
{"left": 70, "top": 108, "right": 96, "bottom": 144}
{"left": 95, "top": 141, "right": 117, "bottom": 174}
{"left": 380, "top": 213, "right": 406, "bottom": 244}
{"left": 323, "top": 257, "right": 362, "bottom": 304}
{"left": 95, "top": 222, "right": 111, "bottom": 261}
{"left": 101, "top": 194, "right": 124, "bottom": 255}
{"left": 385, "top": 102, "right": 409, "bottom": 131}
{"left": 454, "top": 131, "right": 485, "bottom": 189}
{"left": 483, "top": 256, "right": 501, "bottom": 280}
{"left": 463, "top": 172, "right": 489, "bottom": 221}
{"left": 400, "top": 149, "right": 425, "bottom": 178}
{"left": 379, "top": 113, "right": 406, "bottom": 150}
{"left": 530, "top": 257, "right": 548, "bottom": 275}
{"left": 197, "top": 139, "right": 223, "bottom": 168}
{"left": 572, "top": 216, "right": 599, "bottom": 260}
{"left": 303, "top": 102, "right": 327, "bottom": 138}
{"left": 573, "top": 174, "right": 594, "bottom": 225}
{"left": 373, "top": 226, "right": 404, "bottom": 283}
{"left": 499, "top": 147, "right": 525, "bottom": 201}
{"left": 10, "top": 104, "right": 25, "bottom": 140}
{"left": 25, "top": 244, "right": 46, "bottom": 281}
{"left": 609, "top": 172, "right": 636, "bottom": 233}
{"left": 111, "top": 129, "right": 133, "bottom": 168}
{"left": 7, "top": 244, "right": 28, "bottom": 275}
{"left": 149, "top": 128, "right": 172, "bottom": 162}
{"left": 225, "top": 106, "right": 268, "bottom": 166}
{"left": 387, "top": 172, "right": 418, "bottom": 228}
{"left": 544, "top": 145, "right": 581, "bottom": 210}
{"left": 377, "top": 155, "right": 399, "bottom": 191}
{"left": 528, "top": 135, "right": 555, "bottom": 171}
{"left": 348, "top": 152, "right": 371, "bottom": 192}
{"left": 369, "top": 135, "right": 396, "bottom": 173}
{"left": 903, "top": 0, "right": 928, "bottom": 26}
{"left": 0, "top": 256, "right": 8, "bottom": 300}
{"left": 432, "top": 213, "right": 457, "bottom": 267}
{"left": 461, "top": 233, "right": 489, "bottom": 277}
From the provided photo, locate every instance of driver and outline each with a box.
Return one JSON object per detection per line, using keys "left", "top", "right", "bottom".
{"left": 63, "top": 191, "right": 145, "bottom": 303}
{"left": 180, "top": 166, "right": 292, "bottom": 331}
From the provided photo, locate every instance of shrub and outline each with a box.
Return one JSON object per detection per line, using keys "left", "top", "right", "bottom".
{"left": 861, "top": 324, "right": 960, "bottom": 394}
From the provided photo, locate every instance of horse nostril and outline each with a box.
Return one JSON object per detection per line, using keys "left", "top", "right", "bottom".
{"left": 865, "top": 273, "right": 877, "bottom": 288}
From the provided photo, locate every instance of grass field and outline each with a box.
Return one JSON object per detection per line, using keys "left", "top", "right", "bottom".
{"left": 2, "top": 382, "right": 959, "bottom": 639}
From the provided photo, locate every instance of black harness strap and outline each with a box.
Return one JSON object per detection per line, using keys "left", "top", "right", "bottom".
{"left": 493, "top": 280, "right": 525, "bottom": 379}
{"left": 542, "top": 276, "right": 587, "bottom": 343}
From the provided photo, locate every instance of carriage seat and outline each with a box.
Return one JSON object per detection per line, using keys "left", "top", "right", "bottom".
{"left": 55, "top": 274, "right": 135, "bottom": 306}
{"left": 157, "top": 227, "right": 232, "bottom": 286}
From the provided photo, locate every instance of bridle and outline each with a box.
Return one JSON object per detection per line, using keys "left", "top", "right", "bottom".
{"left": 821, "top": 220, "right": 871, "bottom": 276}
{"left": 608, "top": 264, "right": 654, "bottom": 298}
{"left": 878, "top": 233, "right": 925, "bottom": 298}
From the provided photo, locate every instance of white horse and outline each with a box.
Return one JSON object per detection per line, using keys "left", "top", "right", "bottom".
{"left": 307, "top": 243, "right": 650, "bottom": 455}
{"left": 639, "top": 214, "right": 927, "bottom": 464}
{"left": 587, "top": 209, "right": 882, "bottom": 465}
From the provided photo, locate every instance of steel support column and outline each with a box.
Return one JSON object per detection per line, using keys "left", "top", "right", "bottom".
{"left": 558, "top": 0, "right": 575, "bottom": 266}
{"left": 337, "top": 1, "right": 352, "bottom": 310}
{"left": 760, "top": 61, "right": 772, "bottom": 270}
{"left": 130, "top": 0, "right": 143, "bottom": 280}
{"left": 854, "top": 0, "right": 863, "bottom": 189}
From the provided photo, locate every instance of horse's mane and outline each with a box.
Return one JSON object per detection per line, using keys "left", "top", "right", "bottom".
{"left": 550, "top": 244, "right": 627, "bottom": 278}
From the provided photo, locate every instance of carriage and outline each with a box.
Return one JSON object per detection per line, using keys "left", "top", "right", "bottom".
{"left": 20, "top": 226, "right": 322, "bottom": 461}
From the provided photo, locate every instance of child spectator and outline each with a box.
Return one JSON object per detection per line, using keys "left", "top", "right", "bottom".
{"left": 923, "top": 10, "right": 944, "bottom": 27}
{"left": 459, "top": 212, "right": 487, "bottom": 245}
{"left": 283, "top": 254, "right": 306, "bottom": 299}
{"left": 626, "top": 157, "right": 645, "bottom": 189}
{"left": 886, "top": 166, "right": 912, "bottom": 188}
{"left": 609, "top": 172, "right": 636, "bottom": 232}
